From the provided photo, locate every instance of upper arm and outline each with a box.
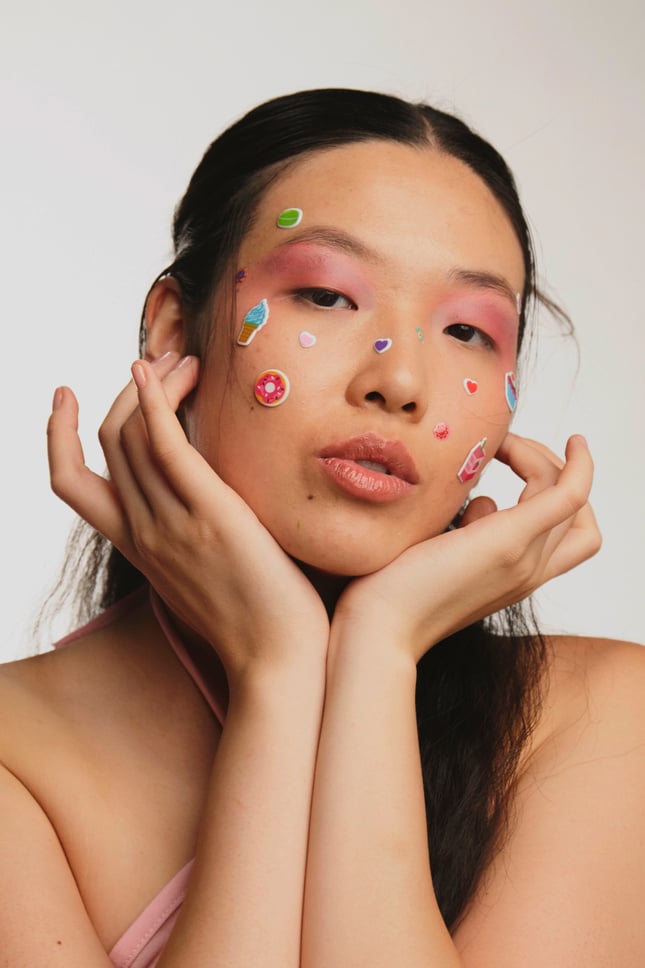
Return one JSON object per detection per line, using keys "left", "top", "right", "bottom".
{"left": 454, "top": 638, "right": 645, "bottom": 967}
{"left": 0, "top": 758, "right": 112, "bottom": 967}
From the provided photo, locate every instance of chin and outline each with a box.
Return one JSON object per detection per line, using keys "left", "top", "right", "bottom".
{"left": 281, "top": 528, "right": 426, "bottom": 578}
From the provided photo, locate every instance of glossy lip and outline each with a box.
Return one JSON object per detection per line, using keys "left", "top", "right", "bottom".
{"left": 317, "top": 432, "right": 419, "bottom": 504}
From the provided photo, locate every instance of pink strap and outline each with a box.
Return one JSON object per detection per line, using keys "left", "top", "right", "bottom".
{"left": 108, "top": 861, "right": 193, "bottom": 968}
{"left": 149, "top": 590, "right": 226, "bottom": 726}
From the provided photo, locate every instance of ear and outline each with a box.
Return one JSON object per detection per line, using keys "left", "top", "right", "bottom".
{"left": 142, "top": 277, "right": 186, "bottom": 360}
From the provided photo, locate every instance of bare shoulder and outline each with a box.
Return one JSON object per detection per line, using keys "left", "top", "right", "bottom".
{"left": 455, "top": 634, "right": 645, "bottom": 967}
{"left": 533, "top": 633, "right": 645, "bottom": 756}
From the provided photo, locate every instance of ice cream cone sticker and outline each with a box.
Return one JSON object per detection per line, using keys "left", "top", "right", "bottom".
{"left": 457, "top": 437, "right": 488, "bottom": 484}
{"left": 237, "top": 299, "right": 269, "bottom": 346}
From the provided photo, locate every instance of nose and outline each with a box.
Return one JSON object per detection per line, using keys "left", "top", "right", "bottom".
{"left": 345, "top": 332, "right": 429, "bottom": 421}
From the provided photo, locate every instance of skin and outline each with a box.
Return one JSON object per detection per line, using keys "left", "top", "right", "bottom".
{"left": 1, "top": 141, "right": 644, "bottom": 967}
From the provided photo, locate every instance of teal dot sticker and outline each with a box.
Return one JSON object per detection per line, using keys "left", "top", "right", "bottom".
{"left": 276, "top": 207, "right": 303, "bottom": 229}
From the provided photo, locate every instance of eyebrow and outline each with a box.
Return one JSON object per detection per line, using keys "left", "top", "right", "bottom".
{"left": 276, "top": 227, "right": 383, "bottom": 264}
{"left": 276, "top": 226, "right": 518, "bottom": 305}
{"left": 446, "top": 269, "right": 518, "bottom": 306}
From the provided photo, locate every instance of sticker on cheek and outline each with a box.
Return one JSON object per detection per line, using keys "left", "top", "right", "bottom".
{"left": 237, "top": 299, "right": 269, "bottom": 346}
{"left": 433, "top": 422, "right": 450, "bottom": 440}
{"left": 457, "top": 437, "right": 488, "bottom": 484}
{"left": 515, "top": 292, "right": 522, "bottom": 315}
{"left": 298, "top": 331, "right": 317, "bottom": 348}
{"left": 276, "top": 207, "right": 303, "bottom": 229}
{"left": 505, "top": 371, "right": 518, "bottom": 412}
{"left": 463, "top": 378, "right": 478, "bottom": 395}
{"left": 254, "top": 369, "right": 290, "bottom": 407}
{"left": 374, "top": 338, "right": 392, "bottom": 353}
{"left": 235, "top": 267, "right": 248, "bottom": 284}
{"left": 416, "top": 327, "right": 425, "bottom": 342}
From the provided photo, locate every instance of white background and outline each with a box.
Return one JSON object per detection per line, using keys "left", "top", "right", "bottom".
{"left": 2, "top": 0, "right": 643, "bottom": 659}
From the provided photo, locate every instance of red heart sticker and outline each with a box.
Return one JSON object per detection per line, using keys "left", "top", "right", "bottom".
{"left": 463, "top": 378, "right": 478, "bottom": 395}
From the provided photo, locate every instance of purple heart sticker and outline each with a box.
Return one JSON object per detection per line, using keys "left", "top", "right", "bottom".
{"left": 374, "top": 338, "right": 392, "bottom": 354}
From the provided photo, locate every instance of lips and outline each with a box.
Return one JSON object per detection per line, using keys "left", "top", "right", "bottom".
{"left": 317, "top": 433, "right": 419, "bottom": 503}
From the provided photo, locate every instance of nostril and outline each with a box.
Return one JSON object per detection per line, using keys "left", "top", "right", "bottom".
{"left": 402, "top": 401, "right": 416, "bottom": 413}
{"left": 365, "top": 391, "right": 385, "bottom": 404}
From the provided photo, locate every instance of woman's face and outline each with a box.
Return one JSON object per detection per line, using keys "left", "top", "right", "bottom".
{"left": 189, "top": 141, "right": 525, "bottom": 575}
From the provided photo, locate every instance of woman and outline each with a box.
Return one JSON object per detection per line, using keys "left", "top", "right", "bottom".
{"left": 2, "top": 89, "right": 643, "bottom": 967}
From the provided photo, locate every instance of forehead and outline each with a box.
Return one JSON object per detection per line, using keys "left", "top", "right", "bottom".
{"left": 243, "top": 141, "right": 525, "bottom": 292}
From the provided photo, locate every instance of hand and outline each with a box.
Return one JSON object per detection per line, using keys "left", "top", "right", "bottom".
{"left": 47, "top": 354, "right": 330, "bottom": 681}
{"left": 334, "top": 432, "right": 601, "bottom": 661}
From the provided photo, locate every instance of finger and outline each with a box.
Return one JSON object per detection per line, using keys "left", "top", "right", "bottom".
{"left": 458, "top": 495, "right": 497, "bottom": 527}
{"left": 97, "top": 353, "right": 183, "bottom": 520}
{"left": 128, "top": 357, "right": 221, "bottom": 512}
{"left": 120, "top": 356, "right": 201, "bottom": 511}
{"left": 47, "top": 387, "right": 140, "bottom": 559}
{"left": 495, "top": 435, "right": 595, "bottom": 548}
{"left": 495, "top": 433, "right": 562, "bottom": 502}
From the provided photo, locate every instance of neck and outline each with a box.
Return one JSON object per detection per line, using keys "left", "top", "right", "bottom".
{"left": 294, "top": 560, "right": 351, "bottom": 619}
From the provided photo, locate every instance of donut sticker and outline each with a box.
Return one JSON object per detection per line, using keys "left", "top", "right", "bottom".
{"left": 505, "top": 371, "right": 518, "bottom": 412}
{"left": 254, "top": 369, "right": 290, "bottom": 407}
{"left": 457, "top": 437, "right": 487, "bottom": 484}
{"left": 433, "top": 422, "right": 450, "bottom": 440}
{"left": 276, "top": 208, "right": 303, "bottom": 229}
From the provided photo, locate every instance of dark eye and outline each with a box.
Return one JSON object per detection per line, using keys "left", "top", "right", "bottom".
{"left": 444, "top": 323, "right": 493, "bottom": 348}
{"left": 296, "top": 288, "right": 356, "bottom": 310}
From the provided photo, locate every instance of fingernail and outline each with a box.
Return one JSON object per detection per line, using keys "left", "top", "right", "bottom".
{"left": 175, "top": 355, "right": 195, "bottom": 369}
{"left": 576, "top": 434, "right": 588, "bottom": 448}
{"left": 132, "top": 361, "right": 147, "bottom": 388}
{"left": 155, "top": 351, "right": 174, "bottom": 363}
{"left": 52, "top": 387, "right": 64, "bottom": 410}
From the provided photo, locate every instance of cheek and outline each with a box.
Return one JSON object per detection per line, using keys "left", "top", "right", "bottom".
{"left": 431, "top": 368, "right": 514, "bottom": 483}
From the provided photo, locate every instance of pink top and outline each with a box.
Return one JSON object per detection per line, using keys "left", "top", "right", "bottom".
{"left": 54, "top": 587, "right": 225, "bottom": 968}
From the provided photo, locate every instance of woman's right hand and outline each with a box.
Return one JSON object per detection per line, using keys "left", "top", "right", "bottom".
{"left": 47, "top": 353, "right": 330, "bottom": 682}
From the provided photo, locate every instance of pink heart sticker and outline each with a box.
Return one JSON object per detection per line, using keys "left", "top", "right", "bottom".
{"left": 463, "top": 378, "right": 478, "bottom": 395}
{"left": 298, "top": 331, "right": 317, "bottom": 348}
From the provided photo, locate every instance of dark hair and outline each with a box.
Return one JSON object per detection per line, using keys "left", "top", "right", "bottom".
{"left": 47, "top": 89, "right": 551, "bottom": 930}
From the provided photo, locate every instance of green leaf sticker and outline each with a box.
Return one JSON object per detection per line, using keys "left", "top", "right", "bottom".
{"left": 276, "top": 207, "right": 303, "bottom": 229}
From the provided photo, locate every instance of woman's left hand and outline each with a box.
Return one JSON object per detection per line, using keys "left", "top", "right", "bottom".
{"left": 333, "top": 432, "right": 601, "bottom": 661}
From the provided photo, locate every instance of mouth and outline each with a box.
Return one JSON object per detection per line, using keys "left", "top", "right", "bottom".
{"left": 317, "top": 433, "right": 419, "bottom": 503}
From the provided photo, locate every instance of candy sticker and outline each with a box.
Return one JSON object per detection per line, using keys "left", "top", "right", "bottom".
{"left": 505, "top": 371, "right": 518, "bottom": 412}
{"left": 433, "top": 422, "right": 450, "bottom": 440}
{"left": 237, "top": 299, "right": 269, "bottom": 346}
{"left": 298, "top": 331, "right": 317, "bottom": 348}
{"left": 254, "top": 369, "right": 290, "bottom": 407}
{"left": 416, "top": 327, "right": 425, "bottom": 342}
{"left": 374, "top": 338, "right": 392, "bottom": 354}
{"left": 235, "top": 267, "right": 248, "bottom": 284}
{"left": 457, "top": 437, "right": 487, "bottom": 483}
{"left": 276, "top": 208, "right": 303, "bottom": 229}
{"left": 463, "top": 378, "right": 478, "bottom": 395}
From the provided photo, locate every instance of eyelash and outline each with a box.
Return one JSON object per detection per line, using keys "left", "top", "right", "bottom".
{"left": 444, "top": 323, "right": 494, "bottom": 349}
{"left": 294, "top": 288, "right": 357, "bottom": 310}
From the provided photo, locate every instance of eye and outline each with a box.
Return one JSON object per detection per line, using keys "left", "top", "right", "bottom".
{"left": 444, "top": 323, "right": 493, "bottom": 349}
{"left": 295, "top": 288, "right": 356, "bottom": 310}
